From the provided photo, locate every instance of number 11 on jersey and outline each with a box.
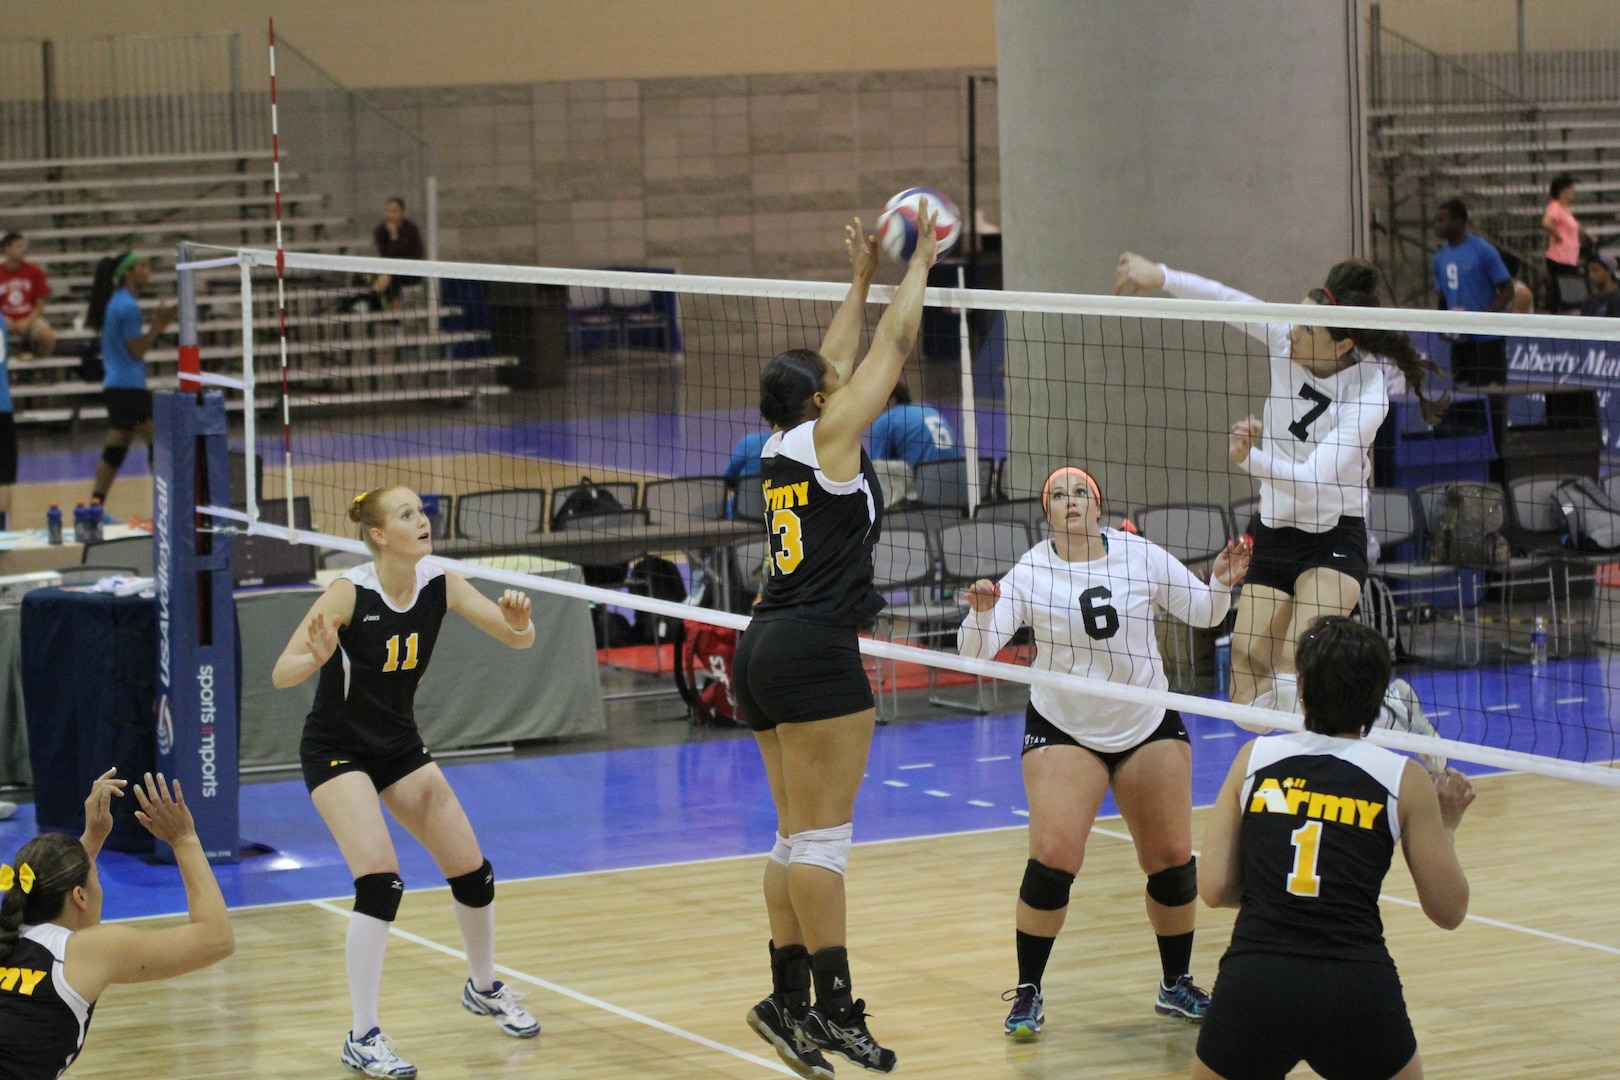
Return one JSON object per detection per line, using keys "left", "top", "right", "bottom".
{"left": 383, "top": 632, "right": 419, "bottom": 672}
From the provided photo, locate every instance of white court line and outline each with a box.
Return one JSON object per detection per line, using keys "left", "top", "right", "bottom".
{"left": 1088, "top": 827, "right": 1620, "bottom": 959}
{"left": 923, "top": 790, "right": 951, "bottom": 798}
{"left": 1201, "top": 732, "right": 1236, "bottom": 739}
{"left": 1012, "top": 809, "right": 1030, "bottom": 817}
{"left": 976, "top": 755, "right": 1011, "bottom": 762}
{"left": 897, "top": 763, "right": 935, "bottom": 770}
{"left": 308, "top": 899, "right": 795, "bottom": 1077}
{"left": 967, "top": 800, "right": 995, "bottom": 807}
{"left": 1486, "top": 704, "right": 1521, "bottom": 712}
{"left": 1557, "top": 697, "right": 1588, "bottom": 705}
{"left": 882, "top": 780, "right": 908, "bottom": 788}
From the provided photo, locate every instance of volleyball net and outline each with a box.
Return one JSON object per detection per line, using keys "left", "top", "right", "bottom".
{"left": 175, "top": 245, "right": 1620, "bottom": 787}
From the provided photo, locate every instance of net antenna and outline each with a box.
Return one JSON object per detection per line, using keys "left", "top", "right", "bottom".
{"left": 267, "top": 18, "right": 294, "bottom": 542}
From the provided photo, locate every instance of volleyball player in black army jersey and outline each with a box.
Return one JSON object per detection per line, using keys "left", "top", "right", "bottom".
{"left": 0, "top": 770, "right": 233, "bottom": 1080}
{"left": 1194, "top": 618, "right": 1475, "bottom": 1080}
{"left": 734, "top": 205, "right": 937, "bottom": 1078}
{"left": 273, "top": 486, "right": 539, "bottom": 1080}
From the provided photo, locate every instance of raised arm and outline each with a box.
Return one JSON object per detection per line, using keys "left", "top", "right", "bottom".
{"left": 78, "top": 768, "right": 127, "bottom": 863}
{"left": 1231, "top": 374, "right": 1388, "bottom": 488}
{"left": 1115, "top": 252, "right": 1285, "bottom": 355}
{"left": 958, "top": 566, "right": 1030, "bottom": 661}
{"left": 272, "top": 578, "right": 356, "bottom": 689}
{"left": 1398, "top": 763, "right": 1473, "bottom": 929}
{"left": 1198, "top": 742, "right": 1254, "bottom": 908}
{"left": 1150, "top": 540, "right": 1246, "bottom": 628}
{"left": 819, "top": 218, "right": 880, "bottom": 384}
{"left": 816, "top": 201, "right": 939, "bottom": 476}
{"left": 445, "top": 572, "right": 535, "bottom": 649}
{"left": 63, "top": 774, "right": 234, "bottom": 1002}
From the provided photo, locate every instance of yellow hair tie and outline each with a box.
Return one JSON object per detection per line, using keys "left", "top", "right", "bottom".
{"left": 352, "top": 492, "right": 368, "bottom": 505}
{"left": 0, "top": 863, "right": 32, "bottom": 894}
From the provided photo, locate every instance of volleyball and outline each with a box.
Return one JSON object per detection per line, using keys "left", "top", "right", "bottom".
{"left": 875, "top": 187, "right": 960, "bottom": 263}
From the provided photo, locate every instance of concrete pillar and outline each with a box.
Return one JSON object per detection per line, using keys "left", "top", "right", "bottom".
{"left": 995, "top": 1, "right": 1366, "bottom": 509}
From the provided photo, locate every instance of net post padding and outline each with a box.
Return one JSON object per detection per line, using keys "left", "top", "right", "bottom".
{"left": 194, "top": 506, "right": 1620, "bottom": 790}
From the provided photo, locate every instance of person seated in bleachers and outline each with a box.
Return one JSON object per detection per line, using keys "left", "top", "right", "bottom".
{"left": 1581, "top": 253, "right": 1620, "bottom": 318}
{"left": 368, "top": 196, "right": 426, "bottom": 312}
{"left": 0, "top": 233, "right": 55, "bottom": 358}
{"left": 869, "top": 380, "right": 956, "bottom": 469}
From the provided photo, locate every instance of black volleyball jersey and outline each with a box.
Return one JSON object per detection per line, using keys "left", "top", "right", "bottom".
{"left": 751, "top": 420, "right": 885, "bottom": 627}
{"left": 305, "top": 563, "right": 447, "bottom": 755}
{"left": 0, "top": 924, "right": 95, "bottom": 1080}
{"left": 1226, "top": 732, "right": 1408, "bottom": 965}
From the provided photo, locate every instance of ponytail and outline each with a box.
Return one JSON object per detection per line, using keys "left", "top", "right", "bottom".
{"left": 348, "top": 486, "right": 403, "bottom": 554}
{"left": 0, "top": 833, "right": 91, "bottom": 965}
{"left": 85, "top": 256, "right": 121, "bottom": 332}
{"left": 1316, "top": 259, "right": 1450, "bottom": 427}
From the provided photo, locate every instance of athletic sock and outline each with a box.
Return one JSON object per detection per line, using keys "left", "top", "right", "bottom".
{"left": 770, "top": 940, "right": 812, "bottom": 1018}
{"left": 1015, "top": 930, "right": 1056, "bottom": 990}
{"left": 1273, "top": 673, "right": 1300, "bottom": 713}
{"left": 810, "top": 946, "right": 855, "bottom": 1022}
{"left": 1156, "top": 931, "right": 1195, "bottom": 988}
{"left": 346, "top": 911, "right": 390, "bottom": 1036}
{"left": 453, "top": 900, "right": 497, "bottom": 993}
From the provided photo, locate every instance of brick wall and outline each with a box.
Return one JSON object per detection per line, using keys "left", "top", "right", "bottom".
{"left": 374, "top": 69, "right": 999, "bottom": 280}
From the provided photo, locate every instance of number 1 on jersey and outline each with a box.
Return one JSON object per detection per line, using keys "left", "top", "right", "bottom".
{"left": 382, "top": 632, "right": 419, "bottom": 672}
{"left": 1287, "top": 820, "right": 1323, "bottom": 897}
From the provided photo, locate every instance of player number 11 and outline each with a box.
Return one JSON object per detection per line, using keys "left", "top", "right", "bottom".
{"left": 382, "top": 632, "right": 419, "bottom": 672}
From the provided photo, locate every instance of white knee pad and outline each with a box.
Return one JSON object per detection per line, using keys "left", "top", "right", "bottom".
{"left": 789, "top": 823, "right": 853, "bottom": 876}
{"left": 769, "top": 833, "right": 792, "bottom": 867}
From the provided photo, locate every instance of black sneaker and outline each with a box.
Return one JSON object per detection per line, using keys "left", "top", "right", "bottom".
{"left": 801, "top": 999, "right": 896, "bottom": 1074}
{"left": 746, "top": 996, "right": 834, "bottom": 1079}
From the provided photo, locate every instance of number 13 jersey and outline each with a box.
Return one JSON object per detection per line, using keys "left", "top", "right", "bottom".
{"left": 959, "top": 530, "right": 1232, "bottom": 751}
{"left": 750, "top": 420, "right": 885, "bottom": 628}
{"left": 306, "top": 562, "right": 448, "bottom": 756}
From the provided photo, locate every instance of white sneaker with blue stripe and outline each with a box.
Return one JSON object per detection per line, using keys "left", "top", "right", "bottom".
{"left": 341, "top": 1027, "right": 417, "bottom": 1079}
{"left": 462, "top": 979, "right": 541, "bottom": 1038}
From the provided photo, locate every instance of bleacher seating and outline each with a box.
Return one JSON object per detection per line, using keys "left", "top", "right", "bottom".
{"left": 0, "top": 150, "right": 513, "bottom": 424}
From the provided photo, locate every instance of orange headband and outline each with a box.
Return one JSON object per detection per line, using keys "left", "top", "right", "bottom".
{"left": 1041, "top": 466, "right": 1102, "bottom": 511}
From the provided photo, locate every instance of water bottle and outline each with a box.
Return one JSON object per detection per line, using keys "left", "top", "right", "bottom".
{"left": 45, "top": 503, "right": 62, "bottom": 546}
{"left": 72, "top": 501, "right": 88, "bottom": 544}
{"left": 88, "top": 498, "right": 105, "bottom": 543}
{"left": 1530, "top": 615, "right": 1548, "bottom": 667}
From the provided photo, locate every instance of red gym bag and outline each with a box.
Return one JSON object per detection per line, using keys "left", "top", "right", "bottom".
{"left": 673, "top": 620, "right": 742, "bottom": 726}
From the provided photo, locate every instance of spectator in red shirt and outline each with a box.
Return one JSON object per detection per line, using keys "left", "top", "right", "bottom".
{"left": 369, "top": 197, "right": 425, "bottom": 311}
{"left": 0, "top": 233, "right": 55, "bottom": 357}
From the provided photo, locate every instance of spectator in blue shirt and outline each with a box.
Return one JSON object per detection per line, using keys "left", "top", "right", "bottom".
{"left": 86, "top": 252, "right": 174, "bottom": 507}
{"left": 869, "top": 381, "right": 956, "bottom": 469}
{"left": 1432, "top": 198, "right": 1514, "bottom": 389}
{"left": 723, "top": 429, "right": 771, "bottom": 519}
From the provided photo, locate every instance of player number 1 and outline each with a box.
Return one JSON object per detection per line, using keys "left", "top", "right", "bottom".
{"left": 1287, "top": 819, "right": 1323, "bottom": 897}
{"left": 383, "top": 632, "right": 419, "bottom": 672}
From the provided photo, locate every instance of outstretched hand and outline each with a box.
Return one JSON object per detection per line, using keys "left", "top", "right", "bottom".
{"left": 305, "top": 612, "right": 340, "bottom": 667}
{"left": 498, "top": 589, "right": 532, "bottom": 631}
{"left": 1212, "top": 537, "right": 1252, "bottom": 588}
{"left": 132, "top": 773, "right": 197, "bottom": 847}
{"left": 1228, "top": 415, "right": 1262, "bottom": 465}
{"left": 845, "top": 217, "right": 878, "bottom": 284}
{"left": 911, "top": 196, "right": 939, "bottom": 270}
{"left": 81, "top": 767, "right": 127, "bottom": 856}
{"left": 1113, "top": 252, "right": 1166, "bottom": 296}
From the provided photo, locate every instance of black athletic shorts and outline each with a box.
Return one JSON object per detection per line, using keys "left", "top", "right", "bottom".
{"left": 1196, "top": 953, "right": 1416, "bottom": 1080}
{"left": 1021, "top": 703, "right": 1188, "bottom": 775}
{"left": 734, "top": 617, "right": 874, "bottom": 731}
{"left": 104, "top": 387, "right": 153, "bottom": 431}
{"left": 1244, "top": 514, "right": 1369, "bottom": 596}
{"left": 0, "top": 413, "right": 16, "bottom": 486}
{"left": 300, "top": 732, "right": 435, "bottom": 794}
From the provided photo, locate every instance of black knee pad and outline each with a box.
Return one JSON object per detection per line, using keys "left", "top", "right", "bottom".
{"left": 448, "top": 858, "right": 495, "bottom": 908}
{"left": 100, "top": 444, "right": 129, "bottom": 469}
{"left": 1019, "top": 859, "right": 1076, "bottom": 912}
{"left": 1146, "top": 857, "right": 1198, "bottom": 907}
{"left": 354, "top": 872, "right": 404, "bottom": 922}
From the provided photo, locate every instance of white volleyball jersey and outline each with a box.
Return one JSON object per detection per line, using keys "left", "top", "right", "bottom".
{"left": 958, "top": 529, "right": 1232, "bottom": 751}
{"left": 1162, "top": 267, "right": 1391, "bottom": 533}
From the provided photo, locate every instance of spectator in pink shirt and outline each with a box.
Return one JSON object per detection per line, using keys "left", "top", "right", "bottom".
{"left": 1543, "top": 174, "right": 1593, "bottom": 311}
{"left": 0, "top": 233, "right": 54, "bottom": 357}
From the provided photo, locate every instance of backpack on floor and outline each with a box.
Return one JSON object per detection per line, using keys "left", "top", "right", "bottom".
{"left": 625, "top": 555, "right": 688, "bottom": 645}
{"left": 1428, "top": 483, "right": 1510, "bottom": 569}
{"left": 1555, "top": 477, "right": 1620, "bottom": 553}
{"left": 672, "top": 620, "right": 741, "bottom": 726}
